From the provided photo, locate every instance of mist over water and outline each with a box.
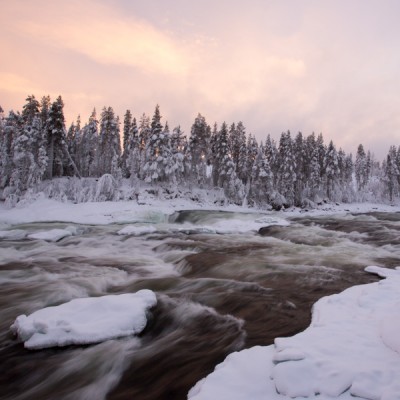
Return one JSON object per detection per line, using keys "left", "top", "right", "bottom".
{"left": 1, "top": 210, "right": 399, "bottom": 400}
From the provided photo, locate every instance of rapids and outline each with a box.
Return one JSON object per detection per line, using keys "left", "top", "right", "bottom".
{"left": 1, "top": 210, "right": 399, "bottom": 400}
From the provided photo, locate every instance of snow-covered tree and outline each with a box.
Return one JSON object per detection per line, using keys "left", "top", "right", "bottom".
{"left": 324, "top": 140, "right": 340, "bottom": 200}
{"left": 385, "top": 145, "right": 399, "bottom": 202}
{"left": 46, "top": 96, "right": 79, "bottom": 178}
{"left": 293, "top": 132, "right": 307, "bottom": 205}
{"left": 246, "top": 134, "right": 258, "bottom": 185}
{"left": 138, "top": 113, "right": 151, "bottom": 179}
{"left": 170, "top": 125, "right": 187, "bottom": 184}
{"left": 212, "top": 122, "right": 231, "bottom": 188}
{"left": 143, "top": 105, "right": 163, "bottom": 183}
{"left": 189, "top": 113, "right": 211, "bottom": 185}
{"left": 276, "top": 131, "right": 296, "bottom": 205}
{"left": 121, "top": 109, "right": 133, "bottom": 177}
{"left": 78, "top": 109, "right": 98, "bottom": 177}
{"left": 97, "top": 107, "right": 121, "bottom": 177}
{"left": 250, "top": 146, "right": 273, "bottom": 205}
{"left": 126, "top": 117, "right": 140, "bottom": 179}
{"left": 10, "top": 113, "right": 34, "bottom": 193}
{"left": 355, "top": 144, "right": 368, "bottom": 191}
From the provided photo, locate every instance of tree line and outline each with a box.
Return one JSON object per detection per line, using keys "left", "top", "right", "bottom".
{"left": 1, "top": 95, "right": 399, "bottom": 207}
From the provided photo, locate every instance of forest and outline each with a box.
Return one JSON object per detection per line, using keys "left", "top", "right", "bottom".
{"left": 1, "top": 95, "right": 399, "bottom": 209}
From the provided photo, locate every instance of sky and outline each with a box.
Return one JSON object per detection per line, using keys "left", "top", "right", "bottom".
{"left": 1, "top": 0, "right": 400, "bottom": 160}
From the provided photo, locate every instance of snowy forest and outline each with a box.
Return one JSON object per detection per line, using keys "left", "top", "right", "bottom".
{"left": 1, "top": 95, "right": 400, "bottom": 209}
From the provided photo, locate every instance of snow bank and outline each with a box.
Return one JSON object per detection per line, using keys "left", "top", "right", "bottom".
{"left": 1, "top": 190, "right": 399, "bottom": 228}
{"left": 188, "top": 266, "right": 400, "bottom": 400}
{"left": 11, "top": 289, "right": 157, "bottom": 349}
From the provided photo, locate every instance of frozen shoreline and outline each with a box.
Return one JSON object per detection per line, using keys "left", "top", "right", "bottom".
{"left": 0, "top": 193, "right": 399, "bottom": 228}
{"left": 188, "top": 266, "right": 400, "bottom": 400}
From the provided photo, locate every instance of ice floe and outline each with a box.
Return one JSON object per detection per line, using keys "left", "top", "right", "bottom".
{"left": 11, "top": 289, "right": 157, "bottom": 349}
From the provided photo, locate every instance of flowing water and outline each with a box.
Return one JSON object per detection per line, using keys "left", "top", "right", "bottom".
{"left": 1, "top": 210, "right": 400, "bottom": 400}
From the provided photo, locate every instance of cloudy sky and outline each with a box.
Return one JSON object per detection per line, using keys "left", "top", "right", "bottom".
{"left": 1, "top": 0, "right": 399, "bottom": 159}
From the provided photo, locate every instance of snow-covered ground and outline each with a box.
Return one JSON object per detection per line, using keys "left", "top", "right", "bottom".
{"left": 188, "top": 266, "right": 400, "bottom": 400}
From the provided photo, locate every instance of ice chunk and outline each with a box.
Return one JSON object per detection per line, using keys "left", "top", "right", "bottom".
{"left": 28, "top": 228, "right": 73, "bottom": 242}
{"left": 117, "top": 225, "right": 157, "bottom": 236}
{"left": 10, "top": 289, "right": 157, "bottom": 349}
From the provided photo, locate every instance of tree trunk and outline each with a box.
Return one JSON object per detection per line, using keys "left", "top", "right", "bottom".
{"left": 63, "top": 144, "right": 81, "bottom": 178}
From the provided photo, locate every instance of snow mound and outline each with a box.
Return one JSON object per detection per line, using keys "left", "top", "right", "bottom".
{"left": 10, "top": 289, "right": 157, "bottom": 349}
{"left": 188, "top": 266, "right": 400, "bottom": 400}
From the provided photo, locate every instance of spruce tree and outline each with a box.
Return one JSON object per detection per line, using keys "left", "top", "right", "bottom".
{"left": 276, "top": 131, "right": 296, "bottom": 205}
{"left": 98, "top": 107, "right": 121, "bottom": 177}
{"left": 385, "top": 145, "right": 399, "bottom": 202}
{"left": 355, "top": 144, "right": 368, "bottom": 191}
{"left": 121, "top": 110, "right": 133, "bottom": 177}
{"left": 324, "top": 140, "right": 339, "bottom": 200}
{"left": 189, "top": 113, "right": 211, "bottom": 185}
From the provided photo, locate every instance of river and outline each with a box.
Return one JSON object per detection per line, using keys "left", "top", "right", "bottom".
{"left": 1, "top": 210, "right": 399, "bottom": 400}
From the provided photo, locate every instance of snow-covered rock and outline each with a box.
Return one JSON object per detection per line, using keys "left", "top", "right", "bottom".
{"left": 10, "top": 289, "right": 157, "bottom": 349}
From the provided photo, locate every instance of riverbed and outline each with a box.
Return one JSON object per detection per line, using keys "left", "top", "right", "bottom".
{"left": 1, "top": 209, "right": 399, "bottom": 400}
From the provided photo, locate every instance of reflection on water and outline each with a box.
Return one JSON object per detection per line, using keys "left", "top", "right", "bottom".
{"left": 1, "top": 211, "right": 399, "bottom": 400}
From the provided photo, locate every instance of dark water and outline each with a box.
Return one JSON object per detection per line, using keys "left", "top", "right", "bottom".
{"left": 0, "top": 210, "right": 399, "bottom": 400}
